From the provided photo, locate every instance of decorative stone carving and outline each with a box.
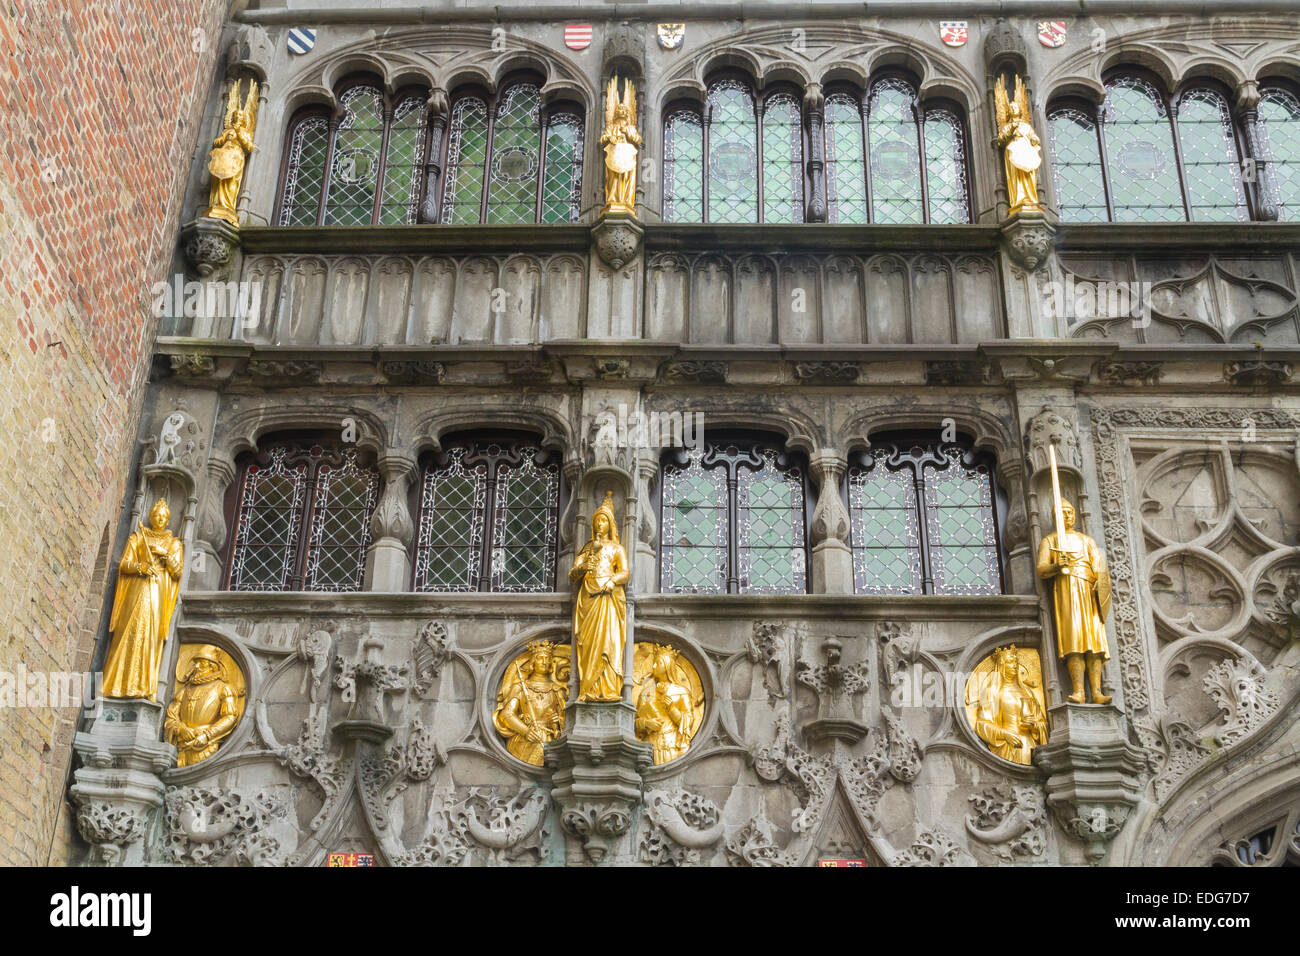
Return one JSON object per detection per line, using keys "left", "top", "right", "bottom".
{"left": 560, "top": 803, "right": 634, "bottom": 864}
{"left": 1202, "top": 657, "right": 1279, "bottom": 746}
{"left": 792, "top": 361, "right": 859, "bottom": 383}
{"left": 592, "top": 214, "right": 643, "bottom": 270}
{"left": 412, "top": 621, "right": 450, "bottom": 697}
{"left": 1000, "top": 212, "right": 1055, "bottom": 272}
{"left": 169, "top": 353, "right": 216, "bottom": 378}
{"left": 152, "top": 407, "right": 206, "bottom": 469}
{"left": 925, "top": 359, "right": 989, "bottom": 385}
{"left": 1096, "top": 360, "right": 1162, "bottom": 387}
{"left": 163, "top": 786, "right": 292, "bottom": 866}
{"left": 334, "top": 638, "right": 410, "bottom": 733}
{"left": 809, "top": 450, "right": 853, "bottom": 594}
{"left": 181, "top": 217, "right": 240, "bottom": 279}
{"left": 244, "top": 359, "right": 320, "bottom": 384}
{"left": 966, "top": 785, "right": 1048, "bottom": 861}
{"left": 593, "top": 357, "right": 630, "bottom": 379}
{"left": 877, "top": 621, "right": 919, "bottom": 692}
{"left": 658, "top": 359, "right": 727, "bottom": 385}
{"left": 796, "top": 637, "right": 869, "bottom": 743}
{"left": 725, "top": 816, "right": 797, "bottom": 867}
{"left": 984, "top": 17, "right": 1028, "bottom": 72}
{"left": 748, "top": 622, "right": 790, "bottom": 699}
{"left": 404, "top": 716, "right": 443, "bottom": 781}
{"left": 1025, "top": 408, "right": 1080, "bottom": 475}
{"left": 226, "top": 23, "right": 273, "bottom": 81}
{"left": 1265, "top": 571, "right": 1300, "bottom": 642}
{"left": 451, "top": 787, "right": 550, "bottom": 863}
{"left": 892, "top": 828, "right": 968, "bottom": 867}
{"left": 380, "top": 360, "right": 445, "bottom": 384}
{"left": 639, "top": 789, "right": 724, "bottom": 866}
{"left": 1224, "top": 360, "right": 1294, "bottom": 386}
{"left": 1152, "top": 718, "right": 1212, "bottom": 801}
{"left": 75, "top": 804, "right": 148, "bottom": 866}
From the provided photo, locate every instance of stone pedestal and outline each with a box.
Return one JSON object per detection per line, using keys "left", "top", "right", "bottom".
{"left": 180, "top": 216, "right": 241, "bottom": 282}
{"left": 1033, "top": 703, "right": 1145, "bottom": 864}
{"left": 70, "top": 698, "right": 176, "bottom": 865}
{"left": 546, "top": 700, "right": 652, "bottom": 864}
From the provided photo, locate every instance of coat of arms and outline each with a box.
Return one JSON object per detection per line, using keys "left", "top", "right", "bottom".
{"left": 287, "top": 27, "right": 316, "bottom": 55}
{"left": 1037, "top": 20, "right": 1067, "bottom": 48}
{"left": 939, "top": 21, "right": 968, "bottom": 47}
{"left": 564, "top": 24, "right": 593, "bottom": 50}
{"left": 657, "top": 23, "right": 685, "bottom": 50}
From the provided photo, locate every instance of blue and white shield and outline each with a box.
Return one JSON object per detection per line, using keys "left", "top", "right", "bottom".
{"left": 287, "top": 27, "right": 316, "bottom": 55}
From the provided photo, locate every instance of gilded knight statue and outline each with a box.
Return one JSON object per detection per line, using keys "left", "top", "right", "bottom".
{"left": 600, "top": 74, "right": 639, "bottom": 214}
{"left": 492, "top": 641, "right": 568, "bottom": 765}
{"left": 1037, "top": 498, "right": 1113, "bottom": 704}
{"left": 995, "top": 73, "right": 1042, "bottom": 213}
{"left": 203, "top": 78, "right": 258, "bottom": 227}
{"left": 164, "top": 645, "right": 243, "bottom": 767}
{"left": 569, "top": 491, "right": 629, "bottom": 701}
{"left": 102, "top": 498, "right": 184, "bottom": 700}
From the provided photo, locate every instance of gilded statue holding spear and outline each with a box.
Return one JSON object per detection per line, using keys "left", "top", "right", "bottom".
{"left": 203, "top": 78, "right": 259, "bottom": 227}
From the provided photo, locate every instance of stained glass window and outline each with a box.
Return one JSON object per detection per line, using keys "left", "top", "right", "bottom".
{"left": 377, "top": 94, "right": 428, "bottom": 225}
{"left": 708, "top": 79, "right": 759, "bottom": 223}
{"left": 278, "top": 115, "right": 329, "bottom": 226}
{"left": 1047, "top": 106, "right": 1109, "bottom": 222}
{"left": 323, "top": 86, "right": 386, "bottom": 225}
{"left": 849, "top": 439, "right": 1002, "bottom": 596}
{"left": 413, "top": 440, "right": 560, "bottom": 593}
{"left": 660, "top": 442, "right": 806, "bottom": 595}
{"left": 1259, "top": 87, "right": 1300, "bottom": 221}
{"left": 487, "top": 83, "right": 543, "bottom": 224}
{"left": 663, "top": 109, "right": 704, "bottom": 222}
{"left": 923, "top": 108, "right": 971, "bottom": 224}
{"left": 541, "top": 111, "right": 584, "bottom": 223}
{"left": 762, "top": 93, "right": 803, "bottom": 224}
{"left": 1176, "top": 87, "right": 1247, "bottom": 222}
{"left": 825, "top": 92, "right": 867, "bottom": 223}
{"left": 1102, "top": 77, "right": 1184, "bottom": 221}
{"left": 440, "top": 96, "right": 490, "bottom": 224}
{"left": 228, "top": 441, "right": 378, "bottom": 592}
{"left": 868, "top": 78, "right": 924, "bottom": 224}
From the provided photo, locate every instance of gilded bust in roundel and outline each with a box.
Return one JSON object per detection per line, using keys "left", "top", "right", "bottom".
{"left": 633, "top": 643, "right": 705, "bottom": 764}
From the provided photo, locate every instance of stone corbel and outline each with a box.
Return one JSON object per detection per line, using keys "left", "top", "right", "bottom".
{"left": 181, "top": 217, "right": 242, "bottom": 283}
{"left": 796, "top": 637, "right": 870, "bottom": 746}
{"left": 592, "top": 214, "right": 643, "bottom": 270}
{"left": 1000, "top": 210, "right": 1056, "bottom": 273}
{"left": 803, "top": 84, "right": 827, "bottom": 223}
{"left": 364, "top": 452, "right": 416, "bottom": 591}
{"left": 808, "top": 449, "right": 852, "bottom": 594}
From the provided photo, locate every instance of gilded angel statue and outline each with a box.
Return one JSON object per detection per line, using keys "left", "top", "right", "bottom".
{"left": 600, "top": 74, "right": 640, "bottom": 214}
{"left": 203, "top": 78, "right": 259, "bottom": 227}
{"left": 994, "top": 73, "right": 1041, "bottom": 213}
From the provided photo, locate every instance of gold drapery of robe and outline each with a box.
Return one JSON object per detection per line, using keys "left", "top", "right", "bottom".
{"left": 205, "top": 125, "right": 254, "bottom": 225}
{"left": 103, "top": 526, "right": 183, "bottom": 700}
{"left": 999, "top": 119, "right": 1042, "bottom": 212}
{"left": 1036, "top": 530, "right": 1111, "bottom": 660}
{"left": 972, "top": 666, "right": 1048, "bottom": 765}
{"left": 570, "top": 494, "right": 629, "bottom": 702}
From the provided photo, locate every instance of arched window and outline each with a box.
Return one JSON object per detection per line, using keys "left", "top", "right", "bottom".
{"left": 413, "top": 437, "right": 561, "bottom": 593}
{"left": 440, "top": 82, "right": 585, "bottom": 225}
{"left": 1259, "top": 85, "right": 1300, "bottom": 220}
{"left": 868, "top": 77, "right": 925, "bottom": 224}
{"left": 227, "top": 438, "right": 379, "bottom": 591}
{"left": 663, "top": 108, "right": 704, "bottom": 222}
{"left": 707, "top": 78, "right": 759, "bottom": 223}
{"left": 848, "top": 437, "right": 1003, "bottom": 595}
{"left": 762, "top": 92, "right": 804, "bottom": 223}
{"left": 1047, "top": 74, "right": 1248, "bottom": 222}
{"left": 825, "top": 91, "right": 867, "bottom": 223}
{"left": 660, "top": 440, "right": 807, "bottom": 594}
{"left": 278, "top": 114, "right": 330, "bottom": 226}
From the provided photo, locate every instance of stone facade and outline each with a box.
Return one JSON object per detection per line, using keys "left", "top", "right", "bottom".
{"left": 58, "top": 4, "right": 1300, "bottom": 866}
{"left": 0, "top": 0, "right": 227, "bottom": 865}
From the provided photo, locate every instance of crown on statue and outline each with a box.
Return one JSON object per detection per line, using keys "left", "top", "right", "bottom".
{"left": 525, "top": 640, "right": 557, "bottom": 658}
{"left": 994, "top": 645, "right": 1020, "bottom": 666}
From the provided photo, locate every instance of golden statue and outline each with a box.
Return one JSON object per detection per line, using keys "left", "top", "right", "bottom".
{"left": 492, "top": 641, "right": 570, "bottom": 766}
{"left": 1037, "top": 445, "right": 1112, "bottom": 704}
{"left": 203, "top": 78, "right": 258, "bottom": 227}
{"left": 965, "top": 645, "right": 1048, "bottom": 765}
{"left": 164, "top": 644, "right": 245, "bottom": 767}
{"left": 600, "top": 74, "right": 640, "bottom": 214}
{"left": 569, "top": 491, "right": 630, "bottom": 701}
{"left": 633, "top": 643, "right": 704, "bottom": 764}
{"left": 994, "top": 73, "right": 1042, "bottom": 213}
{"left": 103, "top": 498, "right": 184, "bottom": 700}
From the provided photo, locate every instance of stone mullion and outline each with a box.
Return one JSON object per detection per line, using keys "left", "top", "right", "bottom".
{"left": 364, "top": 451, "right": 416, "bottom": 591}
{"left": 803, "top": 83, "right": 827, "bottom": 223}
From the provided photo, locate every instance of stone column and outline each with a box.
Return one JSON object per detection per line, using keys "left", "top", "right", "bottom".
{"left": 419, "top": 89, "right": 449, "bottom": 224}
{"left": 1235, "top": 79, "right": 1278, "bottom": 222}
{"left": 632, "top": 452, "right": 659, "bottom": 594}
{"left": 803, "top": 83, "right": 827, "bottom": 223}
{"left": 192, "top": 451, "right": 235, "bottom": 590}
{"left": 809, "top": 449, "right": 853, "bottom": 593}
{"left": 364, "top": 452, "right": 416, "bottom": 591}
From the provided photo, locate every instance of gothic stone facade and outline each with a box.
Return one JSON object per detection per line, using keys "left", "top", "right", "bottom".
{"left": 65, "top": 5, "right": 1300, "bottom": 867}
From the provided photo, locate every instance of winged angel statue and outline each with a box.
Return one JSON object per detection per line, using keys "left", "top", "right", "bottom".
{"left": 994, "top": 74, "right": 1042, "bottom": 213}
{"left": 600, "top": 74, "right": 640, "bottom": 214}
{"left": 203, "top": 78, "right": 258, "bottom": 227}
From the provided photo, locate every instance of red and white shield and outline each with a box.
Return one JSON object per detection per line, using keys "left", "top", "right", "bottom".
{"left": 939, "top": 21, "right": 968, "bottom": 48}
{"left": 564, "top": 24, "right": 593, "bottom": 50}
{"left": 1038, "top": 20, "right": 1067, "bottom": 48}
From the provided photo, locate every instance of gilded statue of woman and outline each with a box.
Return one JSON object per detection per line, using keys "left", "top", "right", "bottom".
{"left": 569, "top": 491, "right": 629, "bottom": 701}
{"left": 972, "top": 646, "right": 1048, "bottom": 765}
{"left": 103, "top": 498, "right": 184, "bottom": 700}
{"left": 600, "top": 74, "right": 639, "bottom": 214}
{"left": 1037, "top": 499, "right": 1112, "bottom": 704}
{"left": 635, "top": 645, "right": 699, "bottom": 764}
{"left": 203, "top": 78, "right": 258, "bottom": 227}
{"left": 994, "top": 73, "right": 1042, "bottom": 213}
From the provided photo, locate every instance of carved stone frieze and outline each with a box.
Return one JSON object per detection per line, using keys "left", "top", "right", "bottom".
{"left": 164, "top": 786, "right": 293, "bottom": 866}
{"left": 658, "top": 359, "right": 727, "bottom": 385}
{"left": 1096, "top": 360, "right": 1162, "bottom": 387}
{"left": 639, "top": 789, "right": 724, "bottom": 866}
{"left": 380, "top": 360, "right": 445, "bottom": 384}
{"left": 1224, "top": 360, "right": 1294, "bottom": 386}
{"left": 966, "top": 784, "right": 1048, "bottom": 861}
{"left": 725, "top": 816, "right": 797, "bottom": 867}
{"left": 412, "top": 621, "right": 451, "bottom": 697}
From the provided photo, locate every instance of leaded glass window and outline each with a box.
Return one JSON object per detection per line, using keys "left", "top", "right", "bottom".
{"left": 541, "top": 111, "right": 584, "bottom": 223}
{"left": 663, "top": 109, "right": 704, "bottom": 223}
{"left": 826, "top": 92, "right": 868, "bottom": 223}
{"left": 440, "top": 96, "right": 490, "bottom": 224}
{"left": 1047, "top": 106, "right": 1108, "bottom": 222}
{"left": 323, "top": 86, "right": 386, "bottom": 225}
{"left": 377, "top": 94, "right": 428, "bottom": 225}
{"left": 486, "top": 83, "right": 543, "bottom": 224}
{"left": 762, "top": 93, "right": 803, "bottom": 223}
{"left": 1176, "top": 87, "right": 1247, "bottom": 222}
{"left": 868, "top": 78, "right": 924, "bottom": 224}
{"left": 1259, "top": 87, "right": 1300, "bottom": 221}
{"left": 1101, "top": 77, "right": 1184, "bottom": 221}
{"left": 413, "top": 440, "right": 560, "bottom": 593}
{"left": 228, "top": 441, "right": 378, "bottom": 592}
{"left": 708, "top": 79, "right": 759, "bottom": 223}
{"left": 923, "top": 108, "right": 971, "bottom": 224}
{"left": 849, "top": 439, "right": 1002, "bottom": 596}
{"left": 660, "top": 442, "right": 807, "bottom": 594}
{"left": 278, "top": 115, "right": 330, "bottom": 226}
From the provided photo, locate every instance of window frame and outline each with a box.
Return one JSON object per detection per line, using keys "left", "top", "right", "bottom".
{"left": 1256, "top": 78, "right": 1300, "bottom": 221}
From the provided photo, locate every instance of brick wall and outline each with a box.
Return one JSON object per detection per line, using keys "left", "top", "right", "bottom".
{"left": 0, "top": 0, "right": 227, "bottom": 865}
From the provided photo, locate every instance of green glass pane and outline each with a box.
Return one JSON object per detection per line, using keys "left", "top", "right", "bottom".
{"left": 541, "top": 112, "right": 583, "bottom": 223}
{"left": 663, "top": 110, "right": 703, "bottom": 222}
{"left": 708, "top": 79, "right": 759, "bottom": 223}
{"left": 1048, "top": 108, "right": 1108, "bottom": 221}
{"left": 1178, "top": 88, "right": 1247, "bottom": 222}
{"left": 1259, "top": 88, "right": 1300, "bottom": 221}
{"left": 762, "top": 93, "right": 802, "bottom": 223}
{"left": 825, "top": 92, "right": 867, "bottom": 223}
{"left": 1103, "top": 78, "right": 1185, "bottom": 222}
{"left": 924, "top": 109, "right": 970, "bottom": 223}
{"left": 279, "top": 116, "right": 329, "bottom": 226}
{"left": 323, "top": 86, "right": 384, "bottom": 225}
{"left": 440, "top": 97, "right": 489, "bottom": 224}
{"left": 924, "top": 461, "right": 999, "bottom": 595}
{"left": 868, "top": 78, "right": 923, "bottom": 224}
{"left": 487, "top": 84, "right": 542, "bottom": 224}
{"left": 850, "top": 464, "right": 923, "bottom": 594}
{"left": 377, "top": 95, "right": 427, "bottom": 225}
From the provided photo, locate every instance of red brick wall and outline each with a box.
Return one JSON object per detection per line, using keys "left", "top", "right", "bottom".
{"left": 0, "top": 0, "right": 227, "bottom": 865}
